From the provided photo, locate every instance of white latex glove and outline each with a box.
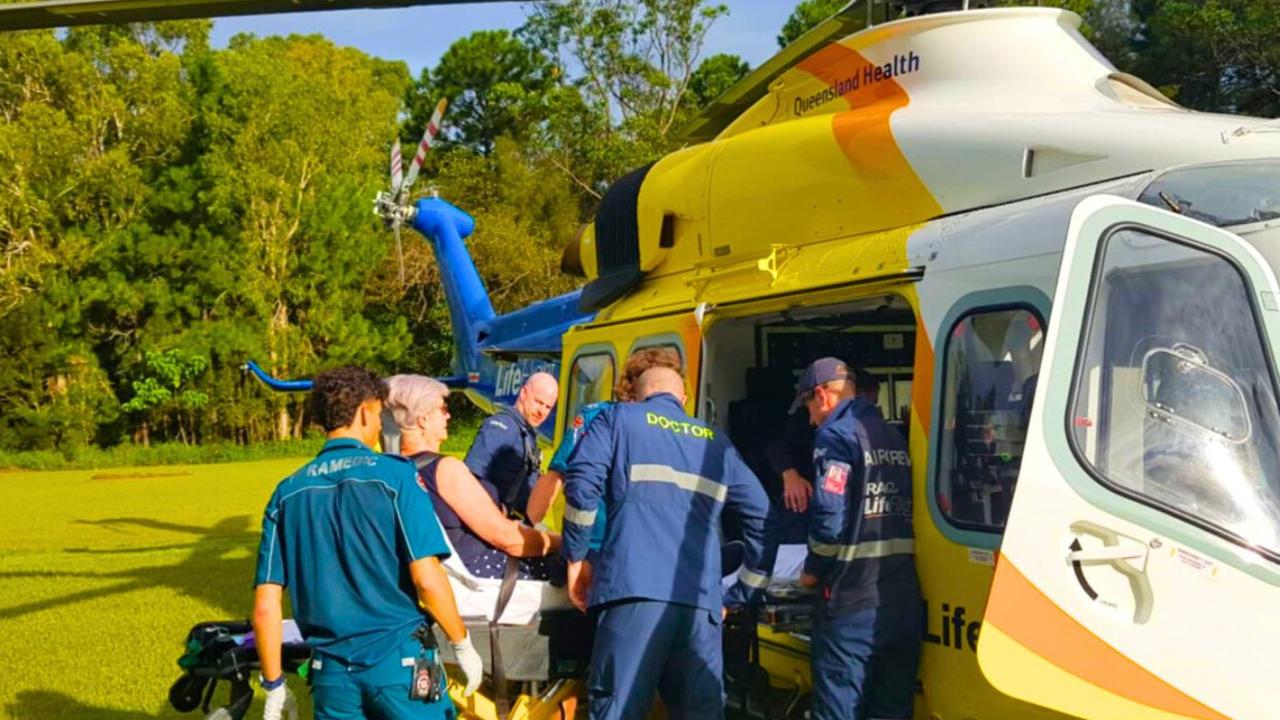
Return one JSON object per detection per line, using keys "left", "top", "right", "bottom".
{"left": 261, "top": 683, "right": 295, "bottom": 720}
{"left": 450, "top": 633, "right": 484, "bottom": 697}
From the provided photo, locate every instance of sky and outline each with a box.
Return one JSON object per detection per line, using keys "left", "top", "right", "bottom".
{"left": 209, "top": 1, "right": 796, "bottom": 79}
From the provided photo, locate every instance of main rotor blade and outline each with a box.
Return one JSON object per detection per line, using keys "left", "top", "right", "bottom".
{"left": 390, "top": 140, "right": 403, "bottom": 196}
{"left": 0, "top": 1, "right": 493, "bottom": 32}
{"left": 401, "top": 98, "right": 447, "bottom": 192}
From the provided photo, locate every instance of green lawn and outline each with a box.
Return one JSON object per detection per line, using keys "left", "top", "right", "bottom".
{"left": 0, "top": 458, "right": 317, "bottom": 719}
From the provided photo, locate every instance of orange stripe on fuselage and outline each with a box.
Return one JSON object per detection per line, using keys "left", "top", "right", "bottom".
{"left": 910, "top": 311, "right": 933, "bottom": 433}
{"left": 796, "top": 43, "right": 943, "bottom": 227}
{"left": 986, "top": 559, "right": 1229, "bottom": 720}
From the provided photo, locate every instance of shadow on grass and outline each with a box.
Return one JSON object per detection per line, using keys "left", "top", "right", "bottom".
{"left": 0, "top": 515, "right": 259, "bottom": 621}
{"left": 5, "top": 690, "right": 160, "bottom": 719}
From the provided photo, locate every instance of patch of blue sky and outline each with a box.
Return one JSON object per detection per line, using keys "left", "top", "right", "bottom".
{"left": 210, "top": 1, "right": 796, "bottom": 77}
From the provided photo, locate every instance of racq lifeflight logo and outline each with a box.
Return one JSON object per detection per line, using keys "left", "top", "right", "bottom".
{"left": 494, "top": 358, "right": 559, "bottom": 399}
{"left": 793, "top": 51, "right": 922, "bottom": 116}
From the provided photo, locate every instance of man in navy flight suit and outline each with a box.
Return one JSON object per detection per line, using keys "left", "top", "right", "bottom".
{"left": 464, "top": 371, "right": 558, "bottom": 516}
{"left": 765, "top": 368, "right": 885, "bottom": 542}
{"left": 252, "top": 366, "right": 483, "bottom": 720}
{"left": 562, "top": 366, "right": 772, "bottom": 720}
{"left": 793, "top": 357, "right": 921, "bottom": 720}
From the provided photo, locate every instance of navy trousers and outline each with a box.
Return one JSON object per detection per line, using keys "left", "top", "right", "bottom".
{"left": 588, "top": 599, "right": 724, "bottom": 720}
{"left": 810, "top": 600, "right": 922, "bottom": 720}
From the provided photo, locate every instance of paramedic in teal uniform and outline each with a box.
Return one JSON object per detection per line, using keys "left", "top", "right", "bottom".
{"left": 251, "top": 366, "right": 483, "bottom": 720}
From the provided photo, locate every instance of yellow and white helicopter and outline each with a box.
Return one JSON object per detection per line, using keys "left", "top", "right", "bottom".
{"left": 9, "top": 1, "right": 1279, "bottom": 719}
{"left": 377, "top": 3, "right": 1280, "bottom": 717}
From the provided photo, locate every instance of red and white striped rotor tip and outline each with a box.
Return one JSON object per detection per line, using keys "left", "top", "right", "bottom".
{"left": 402, "top": 98, "right": 448, "bottom": 192}
{"left": 390, "top": 140, "right": 403, "bottom": 195}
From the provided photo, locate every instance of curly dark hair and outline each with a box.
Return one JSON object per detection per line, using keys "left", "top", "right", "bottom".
{"left": 615, "top": 347, "right": 683, "bottom": 402}
{"left": 310, "top": 365, "right": 388, "bottom": 431}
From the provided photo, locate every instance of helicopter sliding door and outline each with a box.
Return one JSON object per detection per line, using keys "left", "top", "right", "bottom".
{"left": 977, "top": 196, "right": 1280, "bottom": 720}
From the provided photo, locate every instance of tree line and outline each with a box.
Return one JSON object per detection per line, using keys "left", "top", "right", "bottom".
{"left": 0, "top": 0, "right": 1274, "bottom": 453}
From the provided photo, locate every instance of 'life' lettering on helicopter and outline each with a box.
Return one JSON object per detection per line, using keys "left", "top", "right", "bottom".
{"left": 793, "top": 51, "right": 922, "bottom": 116}
{"left": 924, "top": 600, "right": 982, "bottom": 652}
{"left": 494, "top": 359, "right": 559, "bottom": 399}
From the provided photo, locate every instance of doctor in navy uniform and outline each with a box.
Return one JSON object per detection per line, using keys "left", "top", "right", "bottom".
{"left": 251, "top": 366, "right": 483, "bottom": 720}
{"left": 793, "top": 357, "right": 921, "bottom": 720}
{"left": 561, "top": 365, "right": 772, "bottom": 720}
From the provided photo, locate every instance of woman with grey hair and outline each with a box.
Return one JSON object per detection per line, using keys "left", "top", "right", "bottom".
{"left": 385, "top": 374, "right": 563, "bottom": 581}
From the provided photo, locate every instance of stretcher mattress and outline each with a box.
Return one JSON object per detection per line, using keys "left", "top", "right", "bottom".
{"left": 437, "top": 520, "right": 572, "bottom": 625}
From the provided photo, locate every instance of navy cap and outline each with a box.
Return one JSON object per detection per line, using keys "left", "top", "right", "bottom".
{"left": 790, "top": 357, "right": 850, "bottom": 413}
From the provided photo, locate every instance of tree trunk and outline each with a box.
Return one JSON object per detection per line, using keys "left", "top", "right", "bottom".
{"left": 291, "top": 401, "right": 305, "bottom": 439}
{"left": 140, "top": 420, "right": 150, "bottom": 448}
{"left": 276, "top": 406, "right": 291, "bottom": 441}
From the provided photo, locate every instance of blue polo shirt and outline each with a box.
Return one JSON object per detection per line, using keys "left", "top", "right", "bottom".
{"left": 254, "top": 438, "right": 451, "bottom": 667}
{"left": 464, "top": 407, "right": 540, "bottom": 515}
{"left": 548, "top": 401, "right": 610, "bottom": 550}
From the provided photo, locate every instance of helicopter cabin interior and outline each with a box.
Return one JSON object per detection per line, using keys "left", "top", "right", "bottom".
{"left": 701, "top": 296, "right": 915, "bottom": 470}
{"left": 698, "top": 292, "right": 1043, "bottom": 538}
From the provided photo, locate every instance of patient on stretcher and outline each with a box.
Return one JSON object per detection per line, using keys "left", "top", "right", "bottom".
{"left": 387, "top": 375, "right": 564, "bottom": 578}
{"left": 386, "top": 375, "right": 570, "bottom": 623}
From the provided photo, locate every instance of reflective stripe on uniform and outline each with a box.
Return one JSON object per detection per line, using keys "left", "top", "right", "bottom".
{"left": 738, "top": 566, "right": 771, "bottom": 590}
{"left": 564, "top": 503, "right": 598, "bottom": 527}
{"left": 629, "top": 463, "right": 728, "bottom": 502}
{"left": 808, "top": 538, "right": 915, "bottom": 561}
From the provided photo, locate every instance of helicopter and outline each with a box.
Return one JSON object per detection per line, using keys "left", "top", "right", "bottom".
{"left": 9, "top": 0, "right": 1280, "bottom": 718}
{"left": 329, "top": 2, "right": 1280, "bottom": 718}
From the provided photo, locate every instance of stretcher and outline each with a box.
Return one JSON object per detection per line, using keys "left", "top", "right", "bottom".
{"left": 723, "top": 545, "right": 817, "bottom": 720}
{"left": 167, "top": 619, "right": 309, "bottom": 720}
{"left": 166, "top": 545, "right": 816, "bottom": 720}
{"left": 434, "top": 532, "right": 593, "bottom": 720}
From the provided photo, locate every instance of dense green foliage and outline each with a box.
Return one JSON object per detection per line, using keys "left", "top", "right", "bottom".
{"left": 0, "top": 414, "right": 478, "bottom": 470}
{"left": 0, "top": 2, "right": 735, "bottom": 453}
{"left": 0, "top": 0, "right": 1274, "bottom": 454}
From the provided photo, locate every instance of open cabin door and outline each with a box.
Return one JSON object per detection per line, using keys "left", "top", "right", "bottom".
{"left": 978, "top": 196, "right": 1280, "bottom": 720}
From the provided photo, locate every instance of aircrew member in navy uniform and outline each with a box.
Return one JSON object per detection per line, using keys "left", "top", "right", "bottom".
{"left": 561, "top": 366, "right": 772, "bottom": 720}
{"left": 792, "top": 357, "right": 922, "bottom": 720}
{"left": 252, "top": 366, "right": 483, "bottom": 720}
{"left": 464, "top": 371, "right": 558, "bottom": 517}
{"left": 765, "top": 368, "right": 884, "bottom": 543}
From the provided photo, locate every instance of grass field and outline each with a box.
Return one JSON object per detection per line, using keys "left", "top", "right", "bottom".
{"left": 0, "top": 458, "right": 322, "bottom": 719}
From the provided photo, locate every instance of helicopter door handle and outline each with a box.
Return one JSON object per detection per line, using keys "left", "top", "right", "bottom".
{"left": 1067, "top": 545, "right": 1146, "bottom": 562}
{"left": 1068, "top": 521, "right": 1154, "bottom": 624}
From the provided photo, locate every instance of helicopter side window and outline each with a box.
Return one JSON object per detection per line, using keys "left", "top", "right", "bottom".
{"left": 937, "top": 308, "right": 1045, "bottom": 532}
{"left": 1070, "top": 227, "right": 1280, "bottom": 557}
{"left": 563, "top": 353, "right": 615, "bottom": 434}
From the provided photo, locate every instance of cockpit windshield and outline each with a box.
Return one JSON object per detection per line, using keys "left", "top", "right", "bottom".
{"left": 1139, "top": 160, "right": 1280, "bottom": 228}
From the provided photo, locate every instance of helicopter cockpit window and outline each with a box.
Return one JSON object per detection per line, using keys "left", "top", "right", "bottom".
{"left": 564, "top": 353, "right": 615, "bottom": 433}
{"left": 937, "top": 308, "right": 1045, "bottom": 532}
{"left": 1070, "top": 227, "right": 1280, "bottom": 557}
{"left": 1138, "top": 160, "right": 1280, "bottom": 229}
